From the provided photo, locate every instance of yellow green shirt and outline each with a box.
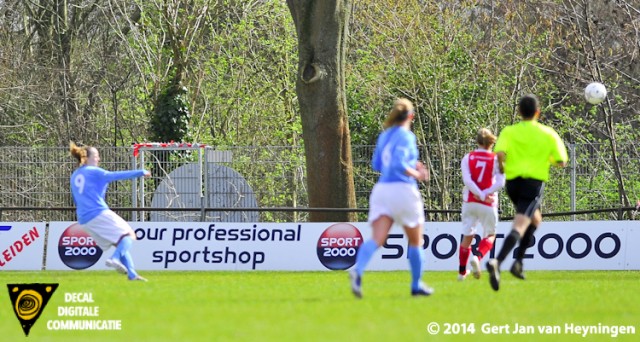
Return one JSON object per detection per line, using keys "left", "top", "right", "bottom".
{"left": 493, "top": 120, "right": 568, "bottom": 181}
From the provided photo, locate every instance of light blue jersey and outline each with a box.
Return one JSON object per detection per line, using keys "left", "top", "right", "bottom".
{"left": 371, "top": 126, "right": 419, "bottom": 186}
{"left": 71, "top": 166, "right": 146, "bottom": 224}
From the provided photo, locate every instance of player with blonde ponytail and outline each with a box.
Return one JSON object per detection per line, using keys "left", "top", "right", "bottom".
{"left": 457, "top": 128, "right": 505, "bottom": 281}
{"left": 349, "top": 98, "right": 433, "bottom": 298}
{"left": 69, "top": 142, "right": 150, "bottom": 281}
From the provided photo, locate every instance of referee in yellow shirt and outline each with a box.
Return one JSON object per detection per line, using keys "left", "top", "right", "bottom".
{"left": 487, "top": 94, "right": 568, "bottom": 291}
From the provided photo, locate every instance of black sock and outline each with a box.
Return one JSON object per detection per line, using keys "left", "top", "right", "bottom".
{"left": 516, "top": 224, "right": 536, "bottom": 261}
{"left": 497, "top": 230, "right": 521, "bottom": 264}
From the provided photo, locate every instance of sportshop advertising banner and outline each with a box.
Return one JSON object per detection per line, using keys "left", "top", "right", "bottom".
{"left": 43, "top": 221, "right": 638, "bottom": 271}
{"left": 0, "top": 223, "right": 46, "bottom": 270}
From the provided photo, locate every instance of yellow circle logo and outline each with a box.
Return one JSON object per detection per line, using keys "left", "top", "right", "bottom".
{"left": 14, "top": 289, "right": 43, "bottom": 321}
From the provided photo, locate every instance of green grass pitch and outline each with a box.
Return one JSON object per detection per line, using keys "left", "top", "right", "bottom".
{"left": 0, "top": 270, "right": 638, "bottom": 341}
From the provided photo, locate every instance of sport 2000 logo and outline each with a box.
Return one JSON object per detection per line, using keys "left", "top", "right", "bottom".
{"left": 317, "top": 223, "right": 363, "bottom": 270}
{"left": 58, "top": 223, "right": 103, "bottom": 269}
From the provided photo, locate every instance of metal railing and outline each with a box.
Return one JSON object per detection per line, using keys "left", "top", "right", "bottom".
{"left": 1, "top": 143, "right": 639, "bottom": 222}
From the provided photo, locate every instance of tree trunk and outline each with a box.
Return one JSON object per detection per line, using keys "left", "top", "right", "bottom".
{"left": 286, "top": 0, "right": 356, "bottom": 222}
{"left": 56, "top": 0, "right": 80, "bottom": 144}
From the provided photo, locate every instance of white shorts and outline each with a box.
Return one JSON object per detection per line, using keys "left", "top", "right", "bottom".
{"left": 80, "top": 210, "right": 133, "bottom": 251}
{"left": 461, "top": 202, "right": 498, "bottom": 237}
{"left": 368, "top": 182, "right": 425, "bottom": 228}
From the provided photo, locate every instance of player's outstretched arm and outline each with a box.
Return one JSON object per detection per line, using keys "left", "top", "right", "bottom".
{"left": 103, "top": 169, "right": 149, "bottom": 182}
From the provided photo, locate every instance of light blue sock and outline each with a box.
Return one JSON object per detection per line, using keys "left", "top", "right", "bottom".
{"left": 111, "top": 236, "right": 132, "bottom": 260}
{"left": 355, "top": 240, "right": 379, "bottom": 276}
{"left": 120, "top": 251, "right": 137, "bottom": 279}
{"left": 112, "top": 236, "right": 137, "bottom": 278}
{"left": 407, "top": 246, "right": 424, "bottom": 290}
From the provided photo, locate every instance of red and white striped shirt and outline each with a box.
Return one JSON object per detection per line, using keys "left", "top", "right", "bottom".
{"left": 461, "top": 149, "right": 505, "bottom": 207}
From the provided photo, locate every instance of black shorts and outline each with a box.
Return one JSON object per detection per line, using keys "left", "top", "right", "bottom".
{"left": 505, "top": 177, "right": 545, "bottom": 217}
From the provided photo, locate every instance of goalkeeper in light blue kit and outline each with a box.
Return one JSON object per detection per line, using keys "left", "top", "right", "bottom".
{"left": 70, "top": 142, "right": 150, "bottom": 281}
{"left": 349, "top": 98, "right": 433, "bottom": 298}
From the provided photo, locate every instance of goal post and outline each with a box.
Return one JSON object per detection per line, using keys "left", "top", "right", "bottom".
{"left": 131, "top": 142, "right": 259, "bottom": 223}
{"left": 132, "top": 142, "right": 208, "bottom": 222}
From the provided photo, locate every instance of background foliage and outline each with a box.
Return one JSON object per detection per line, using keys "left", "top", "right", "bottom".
{"left": 1, "top": 0, "right": 639, "bottom": 220}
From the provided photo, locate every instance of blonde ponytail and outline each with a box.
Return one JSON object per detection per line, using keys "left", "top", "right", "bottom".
{"left": 476, "top": 128, "right": 497, "bottom": 148}
{"left": 383, "top": 98, "right": 414, "bottom": 129}
{"left": 69, "top": 141, "right": 89, "bottom": 166}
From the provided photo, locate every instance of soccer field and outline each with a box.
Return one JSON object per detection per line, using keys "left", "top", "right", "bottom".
{"left": 0, "top": 270, "right": 638, "bottom": 341}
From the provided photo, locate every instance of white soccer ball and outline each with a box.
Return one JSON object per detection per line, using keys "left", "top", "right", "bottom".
{"left": 584, "top": 82, "right": 607, "bottom": 105}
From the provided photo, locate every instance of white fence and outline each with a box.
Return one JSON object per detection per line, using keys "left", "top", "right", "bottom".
{"left": 2, "top": 143, "right": 640, "bottom": 222}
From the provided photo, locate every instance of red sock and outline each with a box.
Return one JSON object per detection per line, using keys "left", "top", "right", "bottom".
{"left": 477, "top": 238, "right": 494, "bottom": 260}
{"left": 458, "top": 246, "right": 471, "bottom": 274}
